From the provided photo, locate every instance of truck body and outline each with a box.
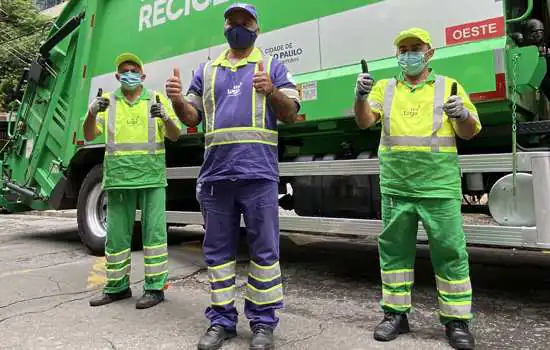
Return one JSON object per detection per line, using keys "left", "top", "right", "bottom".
{"left": 2, "top": 0, "right": 550, "bottom": 255}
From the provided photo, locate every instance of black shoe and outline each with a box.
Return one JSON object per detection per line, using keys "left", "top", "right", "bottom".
{"left": 446, "top": 321, "right": 475, "bottom": 349}
{"left": 89, "top": 288, "right": 132, "bottom": 307}
{"left": 197, "top": 325, "right": 237, "bottom": 350}
{"left": 250, "top": 325, "right": 274, "bottom": 350}
{"left": 373, "top": 312, "right": 410, "bottom": 342}
{"left": 136, "top": 290, "right": 165, "bottom": 309}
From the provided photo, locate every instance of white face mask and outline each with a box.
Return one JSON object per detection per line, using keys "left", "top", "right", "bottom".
{"left": 397, "top": 51, "right": 429, "bottom": 76}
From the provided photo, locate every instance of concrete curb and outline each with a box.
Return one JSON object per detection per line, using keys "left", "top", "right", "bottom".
{"left": 20, "top": 210, "right": 77, "bottom": 219}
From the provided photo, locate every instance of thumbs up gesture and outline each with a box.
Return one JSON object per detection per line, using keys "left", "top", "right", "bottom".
{"left": 165, "top": 68, "right": 184, "bottom": 104}
{"left": 151, "top": 94, "right": 169, "bottom": 121}
{"left": 253, "top": 60, "right": 275, "bottom": 96}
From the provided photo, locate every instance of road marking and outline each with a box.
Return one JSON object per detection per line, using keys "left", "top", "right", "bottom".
{"left": 87, "top": 257, "right": 106, "bottom": 289}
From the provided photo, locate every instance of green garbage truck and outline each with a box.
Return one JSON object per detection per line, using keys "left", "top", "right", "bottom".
{"left": 2, "top": 0, "right": 550, "bottom": 255}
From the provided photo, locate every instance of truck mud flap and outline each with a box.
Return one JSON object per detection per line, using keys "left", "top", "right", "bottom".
{"left": 48, "top": 174, "right": 69, "bottom": 210}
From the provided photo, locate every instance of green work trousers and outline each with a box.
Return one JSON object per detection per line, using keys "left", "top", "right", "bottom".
{"left": 378, "top": 194, "right": 473, "bottom": 324}
{"left": 104, "top": 187, "right": 168, "bottom": 294}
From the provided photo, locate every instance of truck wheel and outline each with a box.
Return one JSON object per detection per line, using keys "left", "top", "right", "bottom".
{"left": 77, "top": 165, "right": 145, "bottom": 255}
{"left": 77, "top": 164, "right": 107, "bottom": 256}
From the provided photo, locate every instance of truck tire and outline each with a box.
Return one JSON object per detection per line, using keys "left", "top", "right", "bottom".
{"left": 77, "top": 164, "right": 107, "bottom": 256}
{"left": 77, "top": 165, "right": 144, "bottom": 256}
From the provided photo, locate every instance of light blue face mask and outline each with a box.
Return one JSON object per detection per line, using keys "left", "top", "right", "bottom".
{"left": 397, "top": 51, "right": 428, "bottom": 77}
{"left": 119, "top": 71, "right": 142, "bottom": 91}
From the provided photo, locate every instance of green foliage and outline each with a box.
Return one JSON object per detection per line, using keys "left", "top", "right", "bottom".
{"left": 0, "top": 0, "right": 51, "bottom": 112}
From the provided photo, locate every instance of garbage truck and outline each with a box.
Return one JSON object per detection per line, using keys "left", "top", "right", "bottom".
{"left": 2, "top": 0, "right": 550, "bottom": 255}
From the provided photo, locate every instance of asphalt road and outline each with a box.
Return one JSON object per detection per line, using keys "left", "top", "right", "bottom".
{"left": 1, "top": 213, "right": 550, "bottom": 349}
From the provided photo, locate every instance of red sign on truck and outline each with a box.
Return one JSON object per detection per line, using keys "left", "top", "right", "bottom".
{"left": 445, "top": 17, "right": 505, "bottom": 45}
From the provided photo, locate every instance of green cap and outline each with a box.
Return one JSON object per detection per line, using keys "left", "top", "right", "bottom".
{"left": 114, "top": 52, "right": 144, "bottom": 69}
{"left": 393, "top": 28, "right": 432, "bottom": 46}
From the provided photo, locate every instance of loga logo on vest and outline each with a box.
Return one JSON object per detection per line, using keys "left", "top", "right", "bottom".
{"left": 402, "top": 107, "right": 420, "bottom": 118}
{"left": 227, "top": 82, "right": 243, "bottom": 97}
{"left": 126, "top": 114, "right": 145, "bottom": 126}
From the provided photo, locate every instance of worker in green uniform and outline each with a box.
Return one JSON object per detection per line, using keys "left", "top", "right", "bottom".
{"left": 354, "top": 28, "right": 481, "bottom": 350}
{"left": 83, "top": 53, "right": 182, "bottom": 309}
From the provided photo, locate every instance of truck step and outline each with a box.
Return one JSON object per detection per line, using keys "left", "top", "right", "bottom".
{"left": 137, "top": 211, "right": 543, "bottom": 250}
{"left": 517, "top": 120, "right": 550, "bottom": 136}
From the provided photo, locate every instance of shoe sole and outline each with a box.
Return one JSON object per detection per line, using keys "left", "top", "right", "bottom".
{"left": 373, "top": 326, "right": 411, "bottom": 342}
{"left": 449, "top": 341, "right": 475, "bottom": 350}
{"left": 89, "top": 294, "right": 132, "bottom": 307}
{"left": 135, "top": 298, "right": 165, "bottom": 310}
{"left": 197, "top": 334, "right": 237, "bottom": 350}
{"left": 250, "top": 345, "right": 274, "bottom": 350}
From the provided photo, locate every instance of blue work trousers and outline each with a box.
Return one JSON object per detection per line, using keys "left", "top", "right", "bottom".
{"left": 197, "top": 179, "right": 283, "bottom": 331}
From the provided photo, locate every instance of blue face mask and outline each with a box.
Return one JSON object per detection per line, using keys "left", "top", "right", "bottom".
{"left": 224, "top": 26, "right": 258, "bottom": 50}
{"left": 397, "top": 51, "right": 428, "bottom": 76}
{"left": 119, "top": 71, "right": 142, "bottom": 91}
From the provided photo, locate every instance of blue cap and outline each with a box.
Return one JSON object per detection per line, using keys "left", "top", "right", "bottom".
{"left": 224, "top": 3, "right": 258, "bottom": 21}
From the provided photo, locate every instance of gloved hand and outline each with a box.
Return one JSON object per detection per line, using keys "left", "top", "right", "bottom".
{"left": 150, "top": 99, "right": 169, "bottom": 121}
{"left": 356, "top": 73, "right": 374, "bottom": 100}
{"left": 443, "top": 95, "right": 469, "bottom": 121}
{"left": 88, "top": 96, "right": 109, "bottom": 116}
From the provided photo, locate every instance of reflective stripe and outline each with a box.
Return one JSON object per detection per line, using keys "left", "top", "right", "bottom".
{"left": 106, "top": 249, "right": 131, "bottom": 264}
{"left": 439, "top": 299, "right": 471, "bottom": 318}
{"left": 185, "top": 93, "right": 204, "bottom": 112}
{"left": 383, "top": 289, "right": 411, "bottom": 306}
{"left": 279, "top": 88, "right": 300, "bottom": 101}
{"left": 106, "top": 264, "right": 131, "bottom": 280}
{"left": 436, "top": 276, "right": 472, "bottom": 295}
{"left": 431, "top": 75, "right": 446, "bottom": 152}
{"left": 202, "top": 57, "right": 276, "bottom": 145}
{"left": 369, "top": 101, "right": 383, "bottom": 111}
{"left": 380, "top": 136, "right": 456, "bottom": 148}
{"left": 208, "top": 261, "right": 236, "bottom": 282}
{"left": 202, "top": 62, "right": 217, "bottom": 133}
{"left": 381, "top": 76, "right": 454, "bottom": 152}
{"left": 106, "top": 90, "right": 157, "bottom": 155}
{"left": 382, "top": 78, "right": 397, "bottom": 137}
{"left": 144, "top": 261, "right": 168, "bottom": 276}
{"left": 245, "top": 283, "right": 283, "bottom": 305}
{"left": 211, "top": 285, "right": 236, "bottom": 306}
{"left": 144, "top": 244, "right": 168, "bottom": 257}
{"left": 248, "top": 261, "right": 281, "bottom": 282}
{"left": 106, "top": 142, "right": 165, "bottom": 153}
{"left": 381, "top": 269, "right": 414, "bottom": 285}
{"left": 205, "top": 129, "right": 278, "bottom": 148}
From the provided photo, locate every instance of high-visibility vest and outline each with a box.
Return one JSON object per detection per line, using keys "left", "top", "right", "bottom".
{"left": 201, "top": 56, "right": 278, "bottom": 149}
{"left": 100, "top": 90, "right": 166, "bottom": 156}
{"left": 374, "top": 75, "right": 475, "bottom": 154}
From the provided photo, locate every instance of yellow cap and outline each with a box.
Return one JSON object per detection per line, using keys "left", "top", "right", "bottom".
{"left": 114, "top": 53, "right": 144, "bottom": 69}
{"left": 393, "top": 28, "right": 432, "bottom": 46}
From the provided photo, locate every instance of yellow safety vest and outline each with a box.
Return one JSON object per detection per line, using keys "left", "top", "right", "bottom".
{"left": 368, "top": 74, "right": 480, "bottom": 199}
{"left": 201, "top": 55, "right": 278, "bottom": 149}
{"left": 370, "top": 75, "right": 478, "bottom": 154}
{"left": 96, "top": 90, "right": 170, "bottom": 190}
{"left": 98, "top": 90, "right": 166, "bottom": 156}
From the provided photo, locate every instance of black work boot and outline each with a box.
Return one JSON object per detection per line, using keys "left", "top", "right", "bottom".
{"left": 89, "top": 288, "right": 132, "bottom": 307}
{"left": 250, "top": 325, "right": 275, "bottom": 350}
{"left": 446, "top": 320, "right": 475, "bottom": 349}
{"left": 136, "top": 290, "right": 164, "bottom": 309}
{"left": 373, "top": 312, "right": 410, "bottom": 341}
{"left": 197, "top": 325, "right": 237, "bottom": 350}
